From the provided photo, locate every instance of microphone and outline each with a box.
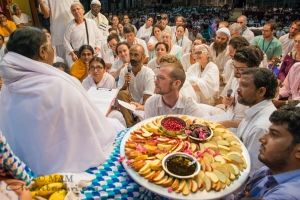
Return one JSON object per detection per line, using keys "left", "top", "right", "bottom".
{"left": 225, "top": 89, "right": 233, "bottom": 110}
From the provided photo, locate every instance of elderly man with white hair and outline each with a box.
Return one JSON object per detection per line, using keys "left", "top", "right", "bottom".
{"left": 84, "top": 0, "right": 109, "bottom": 37}
{"left": 161, "top": 29, "right": 182, "bottom": 60}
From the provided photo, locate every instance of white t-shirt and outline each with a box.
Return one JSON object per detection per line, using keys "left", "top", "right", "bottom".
{"left": 12, "top": 13, "right": 32, "bottom": 25}
{"left": 144, "top": 93, "right": 206, "bottom": 119}
{"left": 136, "top": 24, "right": 153, "bottom": 39}
{"left": 242, "top": 27, "right": 254, "bottom": 43}
{"left": 147, "top": 57, "right": 160, "bottom": 74}
{"left": 118, "top": 65, "right": 155, "bottom": 103}
{"left": 279, "top": 33, "right": 294, "bottom": 57}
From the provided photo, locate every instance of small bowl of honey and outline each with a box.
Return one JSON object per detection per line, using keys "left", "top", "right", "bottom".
{"left": 162, "top": 152, "right": 200, "bottom": 179}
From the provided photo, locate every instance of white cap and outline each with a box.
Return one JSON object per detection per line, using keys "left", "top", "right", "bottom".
{"left": 91, "top": 0, "right": 101, "bottom": 6}
{"left": 216, "top": 27, "right": 231, "bottom": 41}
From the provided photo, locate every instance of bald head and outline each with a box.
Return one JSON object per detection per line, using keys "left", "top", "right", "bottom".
{"left": 237, "top": 15, "right": 248, "bottom": 29}
{"left": 129, "top": 44, "right": 145, "bottom": 67}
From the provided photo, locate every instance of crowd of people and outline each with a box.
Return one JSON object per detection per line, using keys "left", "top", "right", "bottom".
{"left": 0, "top": 0, "right": 300, "bottom": 199}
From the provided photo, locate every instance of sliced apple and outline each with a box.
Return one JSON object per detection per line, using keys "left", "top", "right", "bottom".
{"left": 228, "top": 154, "right": 243, "bottom": 164}
{"left": 230, "top": 145, "right": 243, "bottom": 154}
{"left": 205, "top": 161, "right": 213, "bottom": 172}
{"left": 230, "top": 163, "right": 240, "bottom": 176}
{"left": 226, "top": 136, "right": 239, "bottom": 143}
{"left": 148, "top": 170, "right": 160, "bottom": 182}
{"left": 193, "top": 172, "right": 203, "bottom": 189}
{"left": 153, "top": 170, "right": 166, "bottom": 182}
{"left": 176, "top": 179, "right": 186, "bottom": 193}
{"left": 226, "top": 177, "right": 231, "bottom": 185}
{"left": 211, "top": 162, "right": 222, "bottom": 169}
{"left": 204, "top": 174, "right": 212, "bottom": 192}
{"left": 215, "top": 166, "right": 230, "bottom": 178}
{"left": 182, "top": 179, "right": 191, "bottom": 196}
{"left": 230, "top": 141, "right": 241, "bottom": 146}
{"left": 157, "top": 143, "right": 173, "bottom": 151}
{"left": 203, "top": 152, "right": 213, "bottom": 163}
{"left": 157, "top": 137, "right": 170, "bottom": 143}
{"left": 139, "top": 168, "right": 152, "bottom": 176}
{"left": 217, "top": 140, "right": 230, "bottom": 146}
{"left": 177, "top": 134, "right": 188, "bottom": 140}
{"left": 144, "top": 170, "right": 156, "bottom": 180}
{"left": 155, "top": 153, "right": 167, "bottom": 160}
{"left": 171, "top": 141, "right": 184, "bottom": 153}
{"left": 190, "top": 143, "right": 197, "bottom": 152}
{"left": 222, "top": 133, "right": 233, "bottom": 139}
{"left": 148, "top": 159, "right": 162, "bottom": 171}
{"left": 205, "top": 171, "right": 219, "bottom": 183}
{"left": 138, "top": 162, "right": 150, "bottom": 174}
{"left": 218, "top": 144, "right": 231, "bottom": 151}
{"left": 191, "top": 180, "right": 198, "bottom": 193}
{"left": 214, "top": 155, "right": 226, "bottom": 164}
{"left": 223, "top": 163, "right": 235, "bottom": 175}
{"left": 155, "top": 174, "right": 168, "bottom": 185}
{"left": 213, "top": 170, "right": 227, "bottom": 183}
{"left": 134, "top": 155, "right": 148, "bottom": 161}
{"left": 142, "top": 132, "right": 153, "bottom": 137}
{"left": 199, "top": 143, "right": 205, "bottom": 153}
{"left": 171, "top": 178, "right": 180, "bottom": 191}
{"left": 160, "top": 176, "right": 174, "bottom": 187}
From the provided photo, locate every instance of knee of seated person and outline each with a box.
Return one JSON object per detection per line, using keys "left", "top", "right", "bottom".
{"left": 117, "top": 90, "right": 130, "bottom": 101}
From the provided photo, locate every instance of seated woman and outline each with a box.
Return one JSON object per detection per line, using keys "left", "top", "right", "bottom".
{"left": 161, "top": 30, "right": 182, "bottom": 61}
{"left": 70, "top": 44, "right": 94, "bottom": 82}
{"left": 82, "top": 57, "right": 115, "bottom": 90}
{"left": 0, "top": 27, "right": 117, "bottom": 175}
{"left": 147, "top": 24, "right": 164, "bottom": 60}
{"left": 172, "top": 25, "right": 192, "bottom": 55}
{"left": 147, "top": 42, "right": 169, "bottom": 74}
{"left": 103, "top": 33, "right": 120, "bottom": 71}
{"left": 12, "top": 4, "right": 33, "bottom": 28}
{"left": 182, "top": 38, "right": 205, "bottom": 71}
{"left": 186, "top": 44, "right": 219, "bottom": 105}
{"left": 278, "top": 32, "right": 300, "bottom": 83}
{"left": 279, "top": 62, "right": 300, "bottom": 100}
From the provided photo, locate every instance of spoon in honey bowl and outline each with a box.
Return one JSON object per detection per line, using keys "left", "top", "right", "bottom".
{"left": 188, "top": 159, "right": 197, "bottom": 166}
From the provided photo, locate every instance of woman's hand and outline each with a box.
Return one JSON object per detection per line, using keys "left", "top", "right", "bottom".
{"left": 130, "top": 102, "right": 144, "bottom": 111}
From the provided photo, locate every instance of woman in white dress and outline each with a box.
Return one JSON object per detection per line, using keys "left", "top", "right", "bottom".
{"left": 12, "top": 4, "right": 33, "bottom": 28}
{"left": 111, "top": 15, "right": 120, "bottom": 31}
{"left": 161, "top": 30, "right": 182, "bottom": 61}
{"left": 182, "top": 38, "right": 205, "bottom": 71}
{"left": 117, "top": 23, "right": 125, "bottom": 40}
{"left": 186, "top": 44, "right": 219, "bottom": 105}
{"left": 147, "top": 24, "right": 164, "bottom": 60}
{"left": 82, "top": 57, "right": 116, "bottom": 90}
{"left": 147, "top": 42, "right": 169, "bottom": 74}
{"left": 172, "top": 25, "right": 192, "bottom": 55}
{"left": 63, "top": 2, "right": 102, "bottom": 68}
{"left": 103, "top": 33, "right": 120, "bottom": 71}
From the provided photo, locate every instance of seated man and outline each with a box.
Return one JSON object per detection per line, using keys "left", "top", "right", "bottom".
{"left": 144, "top": 61, "right": 206, "bottom": 119}
{"left": 236, "top": 68, "right": 277, "bottom": 176}
{"left": 117, "top": 44, "right": 155, "bottom": 127}
{"left": 0, "top": 12, "right": 17, "bottom": 43}
{"left": 235, "top": 105, "right": 300, "bottom": 199}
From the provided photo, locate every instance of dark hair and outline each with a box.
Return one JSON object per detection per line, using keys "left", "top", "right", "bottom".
{"left": 123, "top": 24, "right": 135, "bottom": 34}
{"left": 107, "top": 33, "right": 120, "bottom": 43}
{"left": 147, "top": 16, "right": 154, "bottom": 21}
{"left": 151, "top": 24, "right": 164, "bottom": 36}
{"left": 269, "top": 105, "right": 300, "bottom": 147}
{"left": 265, "top": 20, "right": 277, "bottom": 31}
{"left": 89, "top": 57, "right": 106, "bottom": 69}
{"left": 108, "top": 27, "right": 117, "bottom": 33}
{"left": 176, "top": 24, "right": 186, "bottom": 31}
{"left": 234, "top": 46, "right": 263, "bottom": 68}
{"left": 7, "top": 27, "right": 47, "bottom": 59}
{"left": 242, "top": 68, "right": 277, "bottom": 99}
{"left": 0, "top": 34, "right": 4, "bottom": 42}
{"left": 78, "top": 44, "right": 94, "bottom": 57}
{"left": 41, "top": 27, "right": 51, "bottom": 34}
{"left": 116, "top": 41, "right": 130, "bottom": 54}
{"left": 0, "top": 12, "right": 5, "bottom": 17}
{"left": 229, "top": 36, "right": 250, "bottom": 50}
{"left": 162, "top": 63, "right": 186, "bottom": 89}
{"left": 53, "top": 62, "right": 70, "bottom": 74}
{"left": 155, "top": 42, "right": 169, "bottom": 52}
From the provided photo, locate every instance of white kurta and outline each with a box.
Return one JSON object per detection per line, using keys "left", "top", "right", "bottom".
{"left": 148, "top": 36, "right": 159, "bottom": 60}
{"left": 82, "top": 73, "right": 116, "bottom": 91}
{"left": 147, "top": 57, "right": 160, "bottom": 74}
{"left": 64, "top": 18, "right": 103, "bottom": 67}
{"left": 84, "top": 11, "right": 109, "bottom": 37}
{"left": 42, "top": 0, "right": 73, "bottom": 46}
{"left": 186, "top": 62, "right": 219, "bottom": 105}
{"left": 0, "top": 52, "right": 117, "bottom": 175}
{"left": 242, "top": 27, "right": 254, "bottom": 44}
{"left": 136, "top": 24, "right": 153, "bottom": 39}
{"left": 103, "top": 49, "right": 115, "bottom": 67}
{"left": 182, "top": 53, "right": 193, "bottom": 72}
{"left": 209, "top": 44, "right": 231, "bottom": 72}
{"left": 118, "top": 65, "right": 155, "bottom": 103}
{"left": 144, "top": 93, "right": 207, "bottom": 119}
{"left": 279, "top": 33, "right": 294, "bottom": 57}
{"left": 172, "top": 36, "right": 192, "bottom": 55}
{"left": 12, "top": 13, "right": 32, "bottom": 25}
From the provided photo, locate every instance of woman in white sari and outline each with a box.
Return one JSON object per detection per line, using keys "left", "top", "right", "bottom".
{"left": 0, "top": 27, "right": 118, "bottom": 175}
{"left": 63, "top": 2, "right": 102, "bottom": 67}
{"left": 172, "top": 25, "right": 192, "bottom": 55}
{"left": 186, "top": 44, "right": 219, "bottom": 105}
{"left": 161, "top": 30, "right": 182, "bottom": 61}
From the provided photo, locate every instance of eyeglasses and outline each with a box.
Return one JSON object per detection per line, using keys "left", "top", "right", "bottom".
{"left": 90, "top": 66, "right": 104, "bottom": 71}
{"left": 193, "top": 51, "right": 203, "bottom": 56}
{"left": 232, "top": 62, "right": 246, "bottom": 72}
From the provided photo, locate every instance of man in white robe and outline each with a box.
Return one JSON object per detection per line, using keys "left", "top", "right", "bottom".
{"left": 84, "top": 0, "right": 109, "bottom": 38}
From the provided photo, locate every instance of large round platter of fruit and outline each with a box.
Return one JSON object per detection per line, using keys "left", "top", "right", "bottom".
{"left": 120, "top": 115, "right": 251, "bottom": 199}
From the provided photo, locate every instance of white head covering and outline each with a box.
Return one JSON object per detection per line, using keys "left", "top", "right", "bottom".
{"left": 216, "top": 27, "right": 231, "bottom": 42}
{"left": 91, "top": 0, "right": 101, "bottom": 6}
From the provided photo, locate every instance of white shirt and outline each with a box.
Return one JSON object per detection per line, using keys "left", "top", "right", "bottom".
{"left": 209, "top": 44, "right": 231, "bottom": 72}
{"left": 12, "top": 13, "right": 32, "bottom": 25}
{"left": 236, "top": 100, "right": 276, "bottom": 176}
{"left": 103, "top": 49, "right": 115, "bottom": 66}
{"left": 144, "top": 93, "right": 206, "bottom": 119}
{"left": 147, "top": 57, "right": 160, "bottom": 74}
{"left": 222, "top": 59, "right": 233, "bottom": 84}
{"left": 186, "top": 62, "right": 220, "bottom": 104}
{"left": 242, "top": 27, "right": 254, "bottom": 43}
{"left": 181, "top": 53, "right": 193, "bottom": 72}
{"left": 279, "top": 33, "right": 294, "bottom": 57}
{"left": 180, "top": 80, "right": 198, "bottom": 102}
{"left": 42, "top": 0, "right": 74, "bottom": 46}
{"left": 110, "top": 58, "right": 124, "bottom": 73}
{"left": 118, "top": 65, "right": 155, "bottom": 103}
{"left": 136, "top": 24, "right": 153, "bottom": 39}
{"left": 82, "top": 73, "right": 116, "bottom": 91}
{"left": 172, "top": 36, "right": 192, "bottom": 55}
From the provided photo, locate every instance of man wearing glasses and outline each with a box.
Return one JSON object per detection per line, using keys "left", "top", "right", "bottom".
{"left": 0, "top": 12, "right": 17, "bottom": 43}
{"left": 237, "top": 15, "right": 254, "bottom": 43}
{"left": 84, "top": 0, "right": 109, "bottom": 37}
{"left": 252, "top": 21, "right": 282, "bottom": 66}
